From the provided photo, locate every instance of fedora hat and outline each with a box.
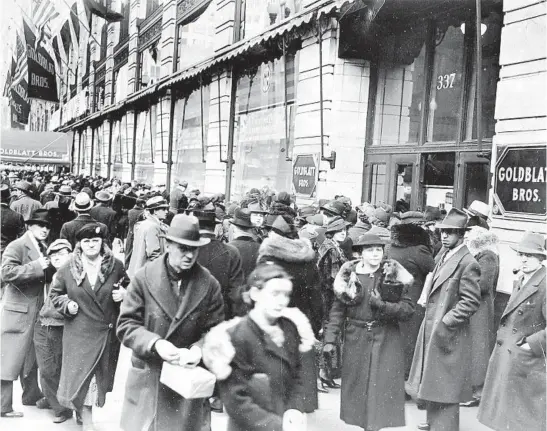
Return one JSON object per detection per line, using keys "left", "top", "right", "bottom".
{"left": 15, "top": 180, "right": 32, "bottom": 193}
{"left": 463, "top": 200, "right": 490, "bottom": 220}
{"left": 510, "top": 232, "right": 546, "bottom": 257}
{"left": 352, "top": 233, "right": 388, "bottom": 248}
{"left": 0, "top": 184, "right": 11, "bottom": 202}
{"left": 95, "top": 191, "right": 113, "bottom": 203}
{"left": 57, "top": 185, "right": 73, "bottom": 196}
{"left": 435, "top": 208, "right": 469, "bottom": 230}
{"left": 325, "top": 217, "right": 350, "bottom": 233}
{"left": 320, "top": 200, "right": 345, "bottom": 216}
{"left": 73, "top": 192, "right": 94, "bottom": 211}
{"left": 160, "top": 214, "right": 210, "bottom": 247}
{"left": 230, "top": 208, "right": 254, "bottom": 228}
{"left": 26, "top": 208, "right": 51, "bottom": 226}
{"left": 146, "top": 196, "right": 169, "bottom": 211}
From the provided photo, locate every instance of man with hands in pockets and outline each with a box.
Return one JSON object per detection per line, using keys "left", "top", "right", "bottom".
{"left": 117, "top": 214, "right": 224, "bottom": 431}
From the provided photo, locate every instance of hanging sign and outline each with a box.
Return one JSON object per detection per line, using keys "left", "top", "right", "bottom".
{"left": 494, "top": 146, "right": 546, "bottom": 216}
{"left": 292, "top": 154, "right": 318, "bottom": 197}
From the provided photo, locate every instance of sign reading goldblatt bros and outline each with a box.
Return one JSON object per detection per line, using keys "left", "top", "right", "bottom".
{"left": 292, "top": 154, "right": 318, "bottom": 197}
{"left": 494, "top": 146, "right": 546, "bottom": 216}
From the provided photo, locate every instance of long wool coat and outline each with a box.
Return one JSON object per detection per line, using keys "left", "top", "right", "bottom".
{"left": 127, "top": 215, "right": 167, "bottom": 278}
{"left": 258, "top": 232, "right": 323, "bottom": 413}
{"left": 116, "top": 256, "right": 225, "bottom": 431}
{"left": 1, "top": 232, "right": 53, "bottom": 380}
{"left": 406, "top": 245, "right": 481, "bottom": 403}
{"left": 386, "top": 224, "right": 435, "bottom": 378}
{"left": 323, "top": 259, "right": 415, "bottom": 431}
{"left": 478, "top": 266, "right": 546, "bottom": 431}
{"left": 50, "top": 244, "right": 125, "bottom": 410}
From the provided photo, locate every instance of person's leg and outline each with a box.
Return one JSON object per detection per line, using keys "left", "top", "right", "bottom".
{"left": 1, "top": 380, "right": 15, "bottom": 414}
{"left": 427, "top": 401, "right": 459, "bottom": 431}
{"left": 20, "top": 361, "right": 43, "bottom": 405}
{"left": 81, "top": 405, "right": 94, "bottom": 430}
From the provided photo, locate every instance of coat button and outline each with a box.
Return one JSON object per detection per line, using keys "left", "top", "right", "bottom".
{"left": 512, "top": 328, "right": 517, "bottom": 334}
{"left": 497, "top": 340, "right": 503, "bottom": 346}
{"left": 501, "top": 322, "right": 506, "bottom": 327}
{"left": 518, "top": 310, "right": 523, "bottom": 315}
{"left": 109, "top": 323, "right": 113, "bottom": 329}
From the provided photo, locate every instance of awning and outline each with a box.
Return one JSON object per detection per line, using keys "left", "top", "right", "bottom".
{"left": 0, "top": 130, "right": 72, "bottom": 164}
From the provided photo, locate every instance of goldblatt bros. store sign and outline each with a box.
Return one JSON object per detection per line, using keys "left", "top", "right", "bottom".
{"left": 494, "top": 146, "right": 546, "bottom": 216}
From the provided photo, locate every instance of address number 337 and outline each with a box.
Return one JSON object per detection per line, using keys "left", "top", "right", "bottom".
{"left": 436, "top": 73, "right": 456, "bottom": 90}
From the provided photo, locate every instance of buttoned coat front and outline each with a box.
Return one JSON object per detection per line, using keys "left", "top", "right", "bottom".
{"left": 117, "top": 256, "right": 225, "bottom": 431}
{"left": 407, "top": 245, "right": 481, "bottom": 403}
{"left": 0, "top": 231, "right": 51, "bottom": 380}
{"left": 478, "top": 266, "right": 546, "bottom": 431}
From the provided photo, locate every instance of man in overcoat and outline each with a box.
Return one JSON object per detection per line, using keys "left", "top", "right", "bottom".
{"left": 229, "top": 208, "right": 261, "bottom": 279}
{"left": 60, "top": 192, "right": 109, "bottom": 248}
{"left": 478, "top": 232, "right": 546, "bottom": 431}
{"left": 1, "top": 209, "right": 55, "bottom": 417}
{"left": 0, "top": 185, "right": 25, "bottom": 259}
{"left": 117, "top": 214, "right": 225, "bottom": 431}
{"left": 10, "top": 181, "right": 42, "bottom": 221}
{"left": 89, "top": 191, "right": 118, "bottom": 243}
{"left": 407, "top": 208, "right": 481, "bottom": 431}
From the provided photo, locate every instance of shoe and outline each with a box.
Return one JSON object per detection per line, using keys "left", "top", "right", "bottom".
{"left": 210, "top": 397, "right": 223, "bottom": 413}
{"left": 460, "top": 398, "right": 480, "bottom": 407}
{"left": 22, "top": 397, "right": 42, "bottom": 406}
{"left": 36, "top": 397, "right": 51, "bottom": 409}
{"left": 317, "top": 382, "right": 329, "bottom": 393}
{"left": 319, "top": 377, "right": 341, "bottom": 389}
{"left": 53, "top": 412, "right": 73, "bottom": 424}
{"left": 417, "top": 422, "right": 430, "bottom": 430}
{"left": 76, "top": 410, "right": 83, "bottom": 425}
{"left": 1, "top": 411, "right": 24, "bottom": 418}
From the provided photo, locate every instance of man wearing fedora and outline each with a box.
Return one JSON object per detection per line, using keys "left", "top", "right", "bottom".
{"left": 229, "top": 208, "right": 261, "bottom": 279}
{"left": 10, "top": 180, "right": 42, "bottom": 221}
{"left": 1, "top": 208, "right": 56, "bottom": 418}
{"left": 44, "top": 185, "right": 73, "bottom": 210}
{"left": 0, "top": 184, "right": 25, "bottom": 259}
{"left": 90, "top": 191, "right": 118, "bottom": 243}
{"left": 478, "top": 232, "right": 546, "bottom": 431}
{"left": 117, "top": 214, "right": 225, "bottom": 431}
{"left": 60, "top": 192, "right": 109, "bottom": 249}
{"left": 407, "top": 208, "right": 481, "bottom": 431}
{"left": 127, "top": 196, "right": 170, "bottom": 278}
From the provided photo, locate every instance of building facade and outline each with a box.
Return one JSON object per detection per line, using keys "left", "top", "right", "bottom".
{"left": 53, "top": 0, "right": 546, "bottom": 295}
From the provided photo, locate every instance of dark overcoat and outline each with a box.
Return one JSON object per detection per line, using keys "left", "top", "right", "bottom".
{"left": 218, "top": 316, "right": 305, "bottom": 431}
{"left": 229, "top": 236, "right": 260, "bottom": 279}
{"left": 60, "top": 214, "right": 110, "bottom": 248}
{"left": 478, "top": 266, "right": 546, "bottom": 431}
{"left": 50, "top": 245, "right": 125, "bottom": 410}
{"left": 116, "top": 256, "right": 225, "bottom": 431}
{"left": 90, "top": 205, "right": 118, "bottom": 241}
{"left": 0, "top": 203, "right": 25, "bottom": 257}
{"left": 1, "top": 231, "right": 53, "bottom": 379}
{"left": 323, "top": 259, "right": 415, "bottom": 431}
{"left": 258, "top": 232, "right": 323, "bottom": 413}
{"left": 407, "top": 245, "right": 481, "bottom": 403}
{"left": 386, "top": 224, "right": 435, "bottom": 377}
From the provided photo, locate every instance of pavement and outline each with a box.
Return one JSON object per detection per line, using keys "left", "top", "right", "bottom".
{"left": 0, "top": 346, "right": 491, "bottom": 431}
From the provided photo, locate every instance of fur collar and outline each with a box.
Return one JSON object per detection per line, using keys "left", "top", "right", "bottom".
{"left": 391, "top": 223, "right": 431, "bottom": 248}
{"left": 258, "top": 231, "right": 315, "bottom": 263}
{"left": 333, "top": 258, "right": 413, "bottom": 305}
{"left": 69, "top": 243, "right": 116, "bottom": 286}
{"left": 465, "top": 226, "right": 499, "bottom": 257}
{"left": 202, "top": 307, "right": 315, "bottom": 380}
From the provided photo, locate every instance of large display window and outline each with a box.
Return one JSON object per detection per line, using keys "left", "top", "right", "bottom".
{"left": 176, "top": 1, "right": 215, "bottom": 71}
{"left": 111, "top": 114, "right": 132, "bottom": 181}
{"left": 134, "top": 107, "right": 157, "bottom": 184}
{"left": 172, "top": 85, "right": 210, "bottom": 191}
{"left": 231, "top": 54, "right": 298, "bottom": 200}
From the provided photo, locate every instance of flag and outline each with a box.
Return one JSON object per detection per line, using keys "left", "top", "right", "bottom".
{"left": 12, "top": 32, "right": 28, "bottom": 86}
{"left": 83, "top": 0, "right": 124, "bottom": 22}
{"left": 32, "top": 0, "right": 60, "bottom": 49}
{"left": 3, "top": 58, "right": 16, "bottom": 97}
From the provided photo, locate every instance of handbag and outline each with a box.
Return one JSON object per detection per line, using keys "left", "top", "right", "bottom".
{"left": 160, "top": 363, "right": 216, "bottom": 399}
{"left": 379, "top": 280, "right": 404, "bottom": 302}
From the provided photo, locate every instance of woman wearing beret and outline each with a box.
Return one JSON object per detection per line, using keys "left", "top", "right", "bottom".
{"left": 323, "top": 233, "right": 415, "bottom": 431}
{"left": 50, "top": 223, "right": 127, "bottom": 431}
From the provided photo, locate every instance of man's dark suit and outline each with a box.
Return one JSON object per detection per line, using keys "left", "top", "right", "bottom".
{"left": 90, "top": 205, "right": 118, "bottom": 242}
{"left": 60, "top": 213, "right": 109, "bottom": 248}
{"left": 0, "top": 203, "right": 25, "bottom": 258}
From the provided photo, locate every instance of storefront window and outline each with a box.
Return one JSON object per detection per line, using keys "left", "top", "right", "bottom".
{"left": 239, "top": 0, "right": 303, "bottom": 40}
{"left": 111, "top": 115, "right": 132, "bottom": 181}
{"left": 369, "top": 163, "right": 386, "bottom": 205}
{"left": 394, "top": 163, "right": 413, "bottom": 212}
{"left": 422, "top": 152, "right": 455, "bottom": 210}
{"left": 176, "top": 2, "right": 215, "bottom": 70}
{"left": 426, "top": 25, "right": 465, "bottom": 142}
{"left": 82, "top": 128, "right": 91, "bottom": 174}
{"left": 113, "top": 63, "right": 129, "bottom": 103}
{"left": 134, "top": 107, "right": 157, "bottom": 184}
{"left": 92, "top": 125, "right": 103, "bottom": 177}
{"left": 463, "top": 162, "right": 489, "bottom": 207}
{"left": 231, "top": 55, "right": 298, "bottom": 200}
{"left": 373, "top": 44, "right": 425, "bottom": 146}
{"left": 172, "top": 86, "right": 209, "bottom": 191}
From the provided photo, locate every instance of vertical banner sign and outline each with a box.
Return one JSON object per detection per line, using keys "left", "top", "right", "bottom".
{"left": 292, "top": 154, "right": 319, "bottom": 197}
{"left": 10, "top": 79, "right": 31, "bottom": 126}
{"left": 23, "top": 19, "right": 59, "bottom": 102}
{"left": 494, "top": 146, "right": 546, "bottom": 216}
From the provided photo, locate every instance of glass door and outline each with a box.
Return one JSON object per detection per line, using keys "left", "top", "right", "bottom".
{"left": 455, "top": 151, "right": 491, "bottom": 209}
{"left": 418, "top": 152, "right": 456, "bottom": 212}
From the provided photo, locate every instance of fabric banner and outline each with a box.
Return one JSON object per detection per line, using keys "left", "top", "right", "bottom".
{"left": 23, "top": 18, "right": 59, "bottom": 102}
{"left": 10, "top": 78, "right": 31, "bottom": 126}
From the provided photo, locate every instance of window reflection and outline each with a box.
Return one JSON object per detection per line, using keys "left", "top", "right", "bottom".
{"left": 240, "top": 0, "right": 303, "bottom": 40}
{"left": 422, "top": 152, "right": 455, "bottom": 211}
{"left": 394, "top": 164, "right": 413, "bottom": 212}
{"left": 176, "top": 2, "right": 215, "bottom": 70}
{"left": 369, "top": 163, "right": 386, "bottom": 205}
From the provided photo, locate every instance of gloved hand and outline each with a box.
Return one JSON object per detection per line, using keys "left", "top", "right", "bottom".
{"left": 322, "top": 343, "right": 335, "bottom": 355}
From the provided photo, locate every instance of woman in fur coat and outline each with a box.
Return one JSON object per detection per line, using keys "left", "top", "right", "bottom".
{"left": 257, "top": 216, "right": 322, "bottom": 413}
{"left": 50, "top": 224, "right": 126, "bottom": 431}
{"left": 323, "top": 233, "right": 415, "bottom": 431}
{"left": 203, "top": 264, "right": 315, "bottom": 431}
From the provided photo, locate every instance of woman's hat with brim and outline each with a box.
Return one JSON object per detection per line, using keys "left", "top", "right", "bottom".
{"left": 320, "top": 200, "right": 345, "bottom": 217}
{"left": 510, "top": 232, "right": 546, "bottom": 257}
{"left": 26, "top": 208, "right": 52, "bottom": 227}
{"left": 352, "top": 233, "right": 388, "bottom": 248}
{"left": 230, "top": 208, "right": 254, "bottom": 228}
{"left": 73, "top": 192, "right": 94, "bottom": 211}
{"left": 325, "top": 217, "right": 350, "bottom": 234}
{"left": 160, "top": 214, "right": 211, "bottom": 247}
{"left": 435, "top": 208, "right": 469, "bottom": 230}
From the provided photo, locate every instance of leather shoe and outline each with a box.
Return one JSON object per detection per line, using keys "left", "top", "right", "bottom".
{"left": 460, "top": 398, "right": 480, "bottom": 407}
{"left": 1, "top": 411, "right": 24, "bottom": 418}
{"left": 53, "top": 410, "right": 73, "bottom": 423}
{"left": 76, "top": 410, "right": 83, "bottom": 425}
{"left": 36, "top": 397, "right": 51, "bottom": 409}
{"left": 210, "top": 397, "right": 223, "bottom": 413}
{"left": 417, "top": 423, "right": 430, "bottom": 430}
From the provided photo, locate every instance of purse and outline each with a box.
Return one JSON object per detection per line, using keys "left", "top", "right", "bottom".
{"left": 160, "top": 363, "right": 216, "bottom": 399}
{"left": 379, "top": 281, "right": 404, "bottom": 303}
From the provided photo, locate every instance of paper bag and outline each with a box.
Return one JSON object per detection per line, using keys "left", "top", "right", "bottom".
{"left": 417, "top": 272, "right": 434, "bottom": 307}
{"left": 160, "top": 363, "right": 216, "bottom": 399}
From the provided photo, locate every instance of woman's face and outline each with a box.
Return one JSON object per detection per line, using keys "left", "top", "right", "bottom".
{"left": 333, "top": 229, "right": 347, "bottom": 243}
{"left": 250, "top": 213, "right": 264, "bottom": 227}
{"left": 361, "top": 246, "right": 384, "bottom": 267}
{"left": 251, "top": 278, "right": 293, "bottom": 323}
{"left": 80, "top": 237, "right": 102, "bottom": 258}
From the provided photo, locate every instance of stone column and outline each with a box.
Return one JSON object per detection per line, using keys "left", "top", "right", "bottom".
{"left": 127, "top": 0, "right": 141, "bottom": 94}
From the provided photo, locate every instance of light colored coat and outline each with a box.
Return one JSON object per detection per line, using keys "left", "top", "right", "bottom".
{"left": 127, "top": 215, "right": 166, "bottom": 278}
{"left": 478, "top": 266, "right": 546, "bottom": 431}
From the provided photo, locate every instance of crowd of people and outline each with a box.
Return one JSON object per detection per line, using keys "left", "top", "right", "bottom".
{"left": 0, "top": 169, "right": 545, "bottom": 431}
